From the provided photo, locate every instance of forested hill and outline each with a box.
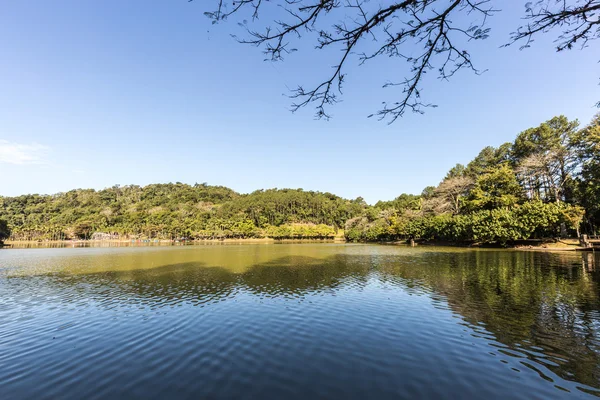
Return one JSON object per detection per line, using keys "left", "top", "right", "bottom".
{"left": 0, "top": 184, "right": 366, "bottom": 240}
{"left": 1, "top": 113, "right": 599, "bottom": 244}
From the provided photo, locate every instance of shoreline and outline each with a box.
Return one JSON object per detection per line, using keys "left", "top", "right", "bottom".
{"left": 3, "top": 238, "right": 596, "bottom": 252}
{"left": 383, "top": 238, "right": 596, "bottom": 252}
{"left": 3, "top": 237, "right": 345, "bottom": 248}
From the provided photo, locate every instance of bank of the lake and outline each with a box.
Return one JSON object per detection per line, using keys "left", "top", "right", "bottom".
{"left": 3, "top": 236, "right": 595, "bottom": 253}
{"left": 3, "top": 237, "right": 346, "bottom": 248}
{"left": 381, "top": 237, "right": 597, "bottom": 252}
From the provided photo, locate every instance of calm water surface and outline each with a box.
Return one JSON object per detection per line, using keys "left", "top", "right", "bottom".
{"left": 1, "top": 244, "right": 599, "bottom": 399}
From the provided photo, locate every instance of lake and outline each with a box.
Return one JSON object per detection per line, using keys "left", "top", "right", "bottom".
{"left": 1, "top": 243, "right": 599, "bottom": 399}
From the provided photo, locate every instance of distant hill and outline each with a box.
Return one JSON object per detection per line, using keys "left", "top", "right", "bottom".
{"left": 0, "top": 183, "right": 366, "bottom": 241}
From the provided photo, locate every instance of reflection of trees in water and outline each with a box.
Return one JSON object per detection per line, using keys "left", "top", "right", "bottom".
{"left": 240, "top": 255, "right": 370, "bottom": 297}
{"left": 12, "top": 250, "right": 600, "bottom": 391}
{"left": 15, "top": 256, "right": 372, "bottom": 308}
{"left": 85, "top": 256, "right": 372, "bottom": 305}
{"left": 582, "top": 252, "right": 597, "bottom": 273}
{"left": 375, "top": 250, "right": 600, "bottom": 391}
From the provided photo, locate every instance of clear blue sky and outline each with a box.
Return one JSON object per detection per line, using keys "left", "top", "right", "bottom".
{"left": 1, "top": 1, "right": 598, "bottom": 204}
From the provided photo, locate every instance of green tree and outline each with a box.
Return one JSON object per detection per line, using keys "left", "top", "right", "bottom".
{"left": 375, "top": 194, "right": 421, "bottom": 212}
{"left": 464, "top": 164, "right": 524, "bottom": 211}
{"left": 445, "top": 164, "right": 467, "bottom": 180}
{"left": 0, "top": 219, "right": 11, "bottom": 244}
{"left": 513, "top": 116, "right": 579, "bottom": 202}
{"left": 574, "top": 113, "right": 600, "bottom": 232}
{"left": 73, "top": 222, "right": 94, "bottom": 240}
{"left": 466, "top": 144, "right": 513, "bottom": 177}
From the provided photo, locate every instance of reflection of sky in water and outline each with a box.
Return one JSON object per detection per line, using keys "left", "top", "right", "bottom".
{"left": 0, "top": 244, "right": 599, "bottom": 399}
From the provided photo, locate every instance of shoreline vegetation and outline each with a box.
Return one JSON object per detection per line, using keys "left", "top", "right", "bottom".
{"left": 4, "top": 237, "right": 342, "bottom": 245}
{"left": 1, "top": 114, "right": 599, "bottom": 250}
{"left": 3, "top": 237, "right": 594, "bottom": 253}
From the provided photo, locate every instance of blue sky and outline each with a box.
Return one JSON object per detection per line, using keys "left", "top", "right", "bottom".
{"left": 1, "top": 1, "right": 598, "bottom": 204}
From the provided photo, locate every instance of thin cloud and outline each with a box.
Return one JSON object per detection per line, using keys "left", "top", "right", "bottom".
{"left": 0, "top": 140, "right": 50, "bottom": 165}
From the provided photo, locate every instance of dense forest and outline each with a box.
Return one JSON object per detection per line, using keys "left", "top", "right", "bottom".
{"left": 1, "top": 114, "right": 599, "bottom": 245}
{"left": 0, "top": 185, "right": 363, "bottom": 241}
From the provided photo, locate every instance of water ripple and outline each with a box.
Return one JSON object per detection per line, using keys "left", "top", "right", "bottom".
{"left": 0, "top": 244, "right": 599, "bottom": 399}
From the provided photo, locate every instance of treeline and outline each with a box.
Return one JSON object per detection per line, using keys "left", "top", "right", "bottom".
{"left": 1, "top": 114, "right": 598, "bottom": 244}
{"left": 0, "top": 184, "right": 363, "bottom": 241}
{"left": 346, "top": 114, "right": 599, "bottom": 244}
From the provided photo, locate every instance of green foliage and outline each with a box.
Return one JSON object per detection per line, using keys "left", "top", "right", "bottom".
{"left": 374, "top": 193, "right": 421, "bottom": 212}
{"left": 0, "top": 219, "right": 10, "bottom": 243}
{"left": 73, "top": 221, "right": 94, "bottom": 240}
{"left": 512, "top": 116, "right": 579, "bottom": 160}
{"left": 0, "top": 184, "right": 359, "bottom": 241}
{"left": 573, "top": 114, "right": 600, "bottom": 230}
{"left": 469, "top": 208, "right": 528, "bottom": 244}
{"left": 464, "top": 163, "right": 524, "bottom": 211}
{"left": 465, "top": 144, "right": 512, "bottom": 177}
{"left": 343, "top": 113, "right": 596, "bottom": 244}
{"left": 421, "top": 186, "right": 436, "bottom": 199}
{"left": 345, "top": 216, "right": 395, "bottom": 242}
{"left": 347, "top": 200, "right": 583, "bottom": 245}
{"left": 265, "top": 224, "right": 335, "bottom": 239}
{"left": 215, "top": 188, "right": 364, "bottom": 228}
{"left": 512, "top": 115, "right": 580, "bottom": 203}
{"left": 445, "top": 163, "right": 467, "bottom": 179}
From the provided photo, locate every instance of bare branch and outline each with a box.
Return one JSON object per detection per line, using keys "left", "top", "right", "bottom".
{"left": 507, "top": 1, "right": 600, "bottom": 51}
{"left": 195, "top": 0, "right": 596, "bottom": 122}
